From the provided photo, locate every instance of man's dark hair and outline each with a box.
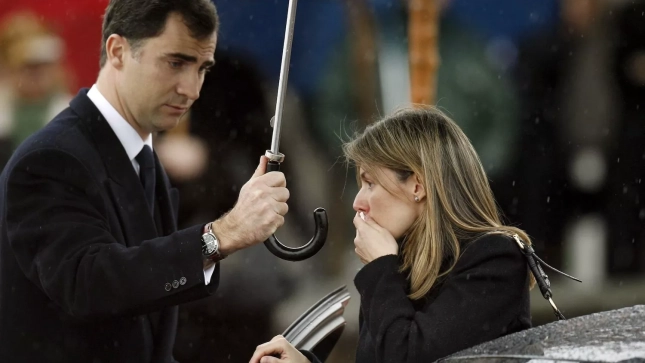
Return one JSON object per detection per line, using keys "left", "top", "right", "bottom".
{"left": 99, "top": 0, "right": 219, "bottom": 68}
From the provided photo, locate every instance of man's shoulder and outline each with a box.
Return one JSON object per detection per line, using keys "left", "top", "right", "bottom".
{"left": 14, "top": 108, "right": 91, "bottom": 158}
{"left": 5, "top": 109, "right": 98, "bottom": 178}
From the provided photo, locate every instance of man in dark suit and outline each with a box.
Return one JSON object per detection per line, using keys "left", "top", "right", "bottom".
{"left": 0, "top": 1, "right": 290, "bottom": 362}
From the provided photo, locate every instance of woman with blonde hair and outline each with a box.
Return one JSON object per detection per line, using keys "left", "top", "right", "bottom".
{"left": 251, "top": 106, "right": 534, "bottom": 363}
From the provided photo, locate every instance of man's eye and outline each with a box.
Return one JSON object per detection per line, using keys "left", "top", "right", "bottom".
{"left": 169, "top": 61, "right": 183, "bottom": 69}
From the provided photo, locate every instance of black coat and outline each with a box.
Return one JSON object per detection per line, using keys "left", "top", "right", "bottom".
{"left": 0, "top": 89, "right": 219, "bottom": 362}
{"left": 304, "top": 233, "right": 531, "bottom": 363}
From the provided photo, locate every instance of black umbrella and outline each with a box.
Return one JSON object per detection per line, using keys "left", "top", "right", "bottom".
{"left": 263, "top": 0, "right": 328, "bottom": 261}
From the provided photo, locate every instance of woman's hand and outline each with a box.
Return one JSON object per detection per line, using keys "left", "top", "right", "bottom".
{"left": 249, "top": 335, "right": 311, "bottom": 363}
{"left": 353, "top": 212, "right": 399, "bottom": 264}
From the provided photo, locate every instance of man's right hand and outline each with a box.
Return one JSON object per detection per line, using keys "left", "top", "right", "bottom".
{"left": 212, "top": 156, "right": 289, "bottom": 256}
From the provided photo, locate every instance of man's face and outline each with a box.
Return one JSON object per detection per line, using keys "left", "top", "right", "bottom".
{"left": 116, "top": 13, "right": 216, "bottom": 134}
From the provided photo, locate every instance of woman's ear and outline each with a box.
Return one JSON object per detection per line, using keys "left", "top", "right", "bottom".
{"left": 412, "top": 173, "right": 426, "bottom": 202}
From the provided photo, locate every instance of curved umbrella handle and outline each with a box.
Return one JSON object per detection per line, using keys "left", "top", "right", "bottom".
{"left": 264, "top": 160, "right": 328, "bottom": 261}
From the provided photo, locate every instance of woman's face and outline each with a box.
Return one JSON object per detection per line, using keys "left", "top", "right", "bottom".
{"left": 353, "top": 166, "right": 425, "bottom": 239}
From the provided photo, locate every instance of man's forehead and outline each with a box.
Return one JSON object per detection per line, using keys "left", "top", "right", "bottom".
{"left": 152, "top": 14, "right": 217, "bottom": 55}
{"left": 152, "top": 33, "right": 216, "bottom": 63}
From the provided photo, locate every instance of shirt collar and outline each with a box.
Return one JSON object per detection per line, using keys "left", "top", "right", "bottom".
{"left": 87, "top": 84, "right": 153, "bottom": 162}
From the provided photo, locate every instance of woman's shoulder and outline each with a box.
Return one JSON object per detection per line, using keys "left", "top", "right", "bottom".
{"left": 463, "top": 232, "right": 522, "bottom": 254}
{"left": 454, "top": 232, "right": 526, "bottom": 272}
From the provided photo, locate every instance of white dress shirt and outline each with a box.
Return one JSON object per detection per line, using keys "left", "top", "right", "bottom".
{"left": 87, "top": 85, "right": 215, "bottom": 284}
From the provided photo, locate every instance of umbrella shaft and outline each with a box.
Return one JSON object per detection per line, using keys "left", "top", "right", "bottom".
{"left": 271, "top": 0, "right": 299, "bottom": 155}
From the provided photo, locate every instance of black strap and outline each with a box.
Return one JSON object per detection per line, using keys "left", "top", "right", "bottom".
{"left": 510, "top": 234, "right": 581, "bottom": 321}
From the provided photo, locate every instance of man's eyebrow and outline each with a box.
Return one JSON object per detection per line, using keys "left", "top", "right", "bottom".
{"left": 165, "top": 52, "right": 215, "bottom": 67}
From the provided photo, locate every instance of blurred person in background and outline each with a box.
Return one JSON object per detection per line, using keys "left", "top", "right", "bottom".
{"left": 513, "top": 0, "right": 645, "bottom": 287}
{"left": 607, "top": 0, "right": 645, "bottom": 276}
{"left": 0, "top": 11, "right": 72, "bottom": 170}
{"left": 513, "top": 0, "right": 617, "bottom": 272}
{"left": 251, "top": 107, "right": 534, "bottom": 363}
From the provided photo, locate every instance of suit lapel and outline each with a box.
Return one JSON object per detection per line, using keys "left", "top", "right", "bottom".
{"left": 70, "top": 89, "right": 158, "bottom": 247}
{"left": 105, "top": 180, "right": 158, "bottom": 246}
{"left": 71, "top": 89, "right": 181, "bottom": 355}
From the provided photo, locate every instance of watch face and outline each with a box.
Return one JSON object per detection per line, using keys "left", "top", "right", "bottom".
{"left": 202, "top": 233, "right": 217, "bottom": 255}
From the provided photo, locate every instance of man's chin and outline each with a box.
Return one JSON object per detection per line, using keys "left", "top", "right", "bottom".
{"left": 155, "top": 114, "right": 187, "bottom": 132}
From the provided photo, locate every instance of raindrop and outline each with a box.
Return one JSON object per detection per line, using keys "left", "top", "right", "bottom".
{"left": 535, "top": 117, "right": 540, "bottom": 124}
{"left": 512, "top": 180, "right": 516, "bottom": 187}
{"left": 639, "top": 209, "right": 645, "bottom": 220}
{"left": 546, "top": 196, "right": 551, "bottom": 204}
{"left": 617, "top": 157, "right": 620, "bottom": 163}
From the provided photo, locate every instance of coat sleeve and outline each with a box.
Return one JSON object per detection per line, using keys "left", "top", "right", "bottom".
{"left": 300, "top": 350, "right": 322, "bottom": 363}
{"left": 5, "top": 149, "right": 219, "bottom": 321}
{"left": 354, "top": 234, "right": 529, "bottom": 363}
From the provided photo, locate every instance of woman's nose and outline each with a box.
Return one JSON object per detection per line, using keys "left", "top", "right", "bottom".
{"left": 353, "top": 189, "right": 368, "bottom": 213}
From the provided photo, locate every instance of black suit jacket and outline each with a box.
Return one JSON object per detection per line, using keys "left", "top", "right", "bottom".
{"left": 0, "top": 89, "right": 219, "bottom": 362}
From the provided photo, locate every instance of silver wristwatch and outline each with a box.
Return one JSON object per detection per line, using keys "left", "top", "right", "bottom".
{"left": 201, "top": 222, "right": 225, "bottom": 262}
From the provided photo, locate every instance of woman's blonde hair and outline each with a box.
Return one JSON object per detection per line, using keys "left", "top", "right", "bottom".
{"left": 343, "top": 106, "right": 534, "bottom": 300}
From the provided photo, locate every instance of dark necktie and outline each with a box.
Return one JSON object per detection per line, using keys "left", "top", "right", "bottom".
{"left": 135, "top": 145, "right": 156, "bottom": 215}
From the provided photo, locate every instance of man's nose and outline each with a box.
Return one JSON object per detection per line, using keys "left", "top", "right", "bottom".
{"left": 177, "top": 74, "right": 201, "bottom": 101}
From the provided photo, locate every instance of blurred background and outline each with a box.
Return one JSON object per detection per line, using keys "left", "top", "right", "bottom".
{"left": 1, "top": 0, "right": 644, "bottom": 361}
